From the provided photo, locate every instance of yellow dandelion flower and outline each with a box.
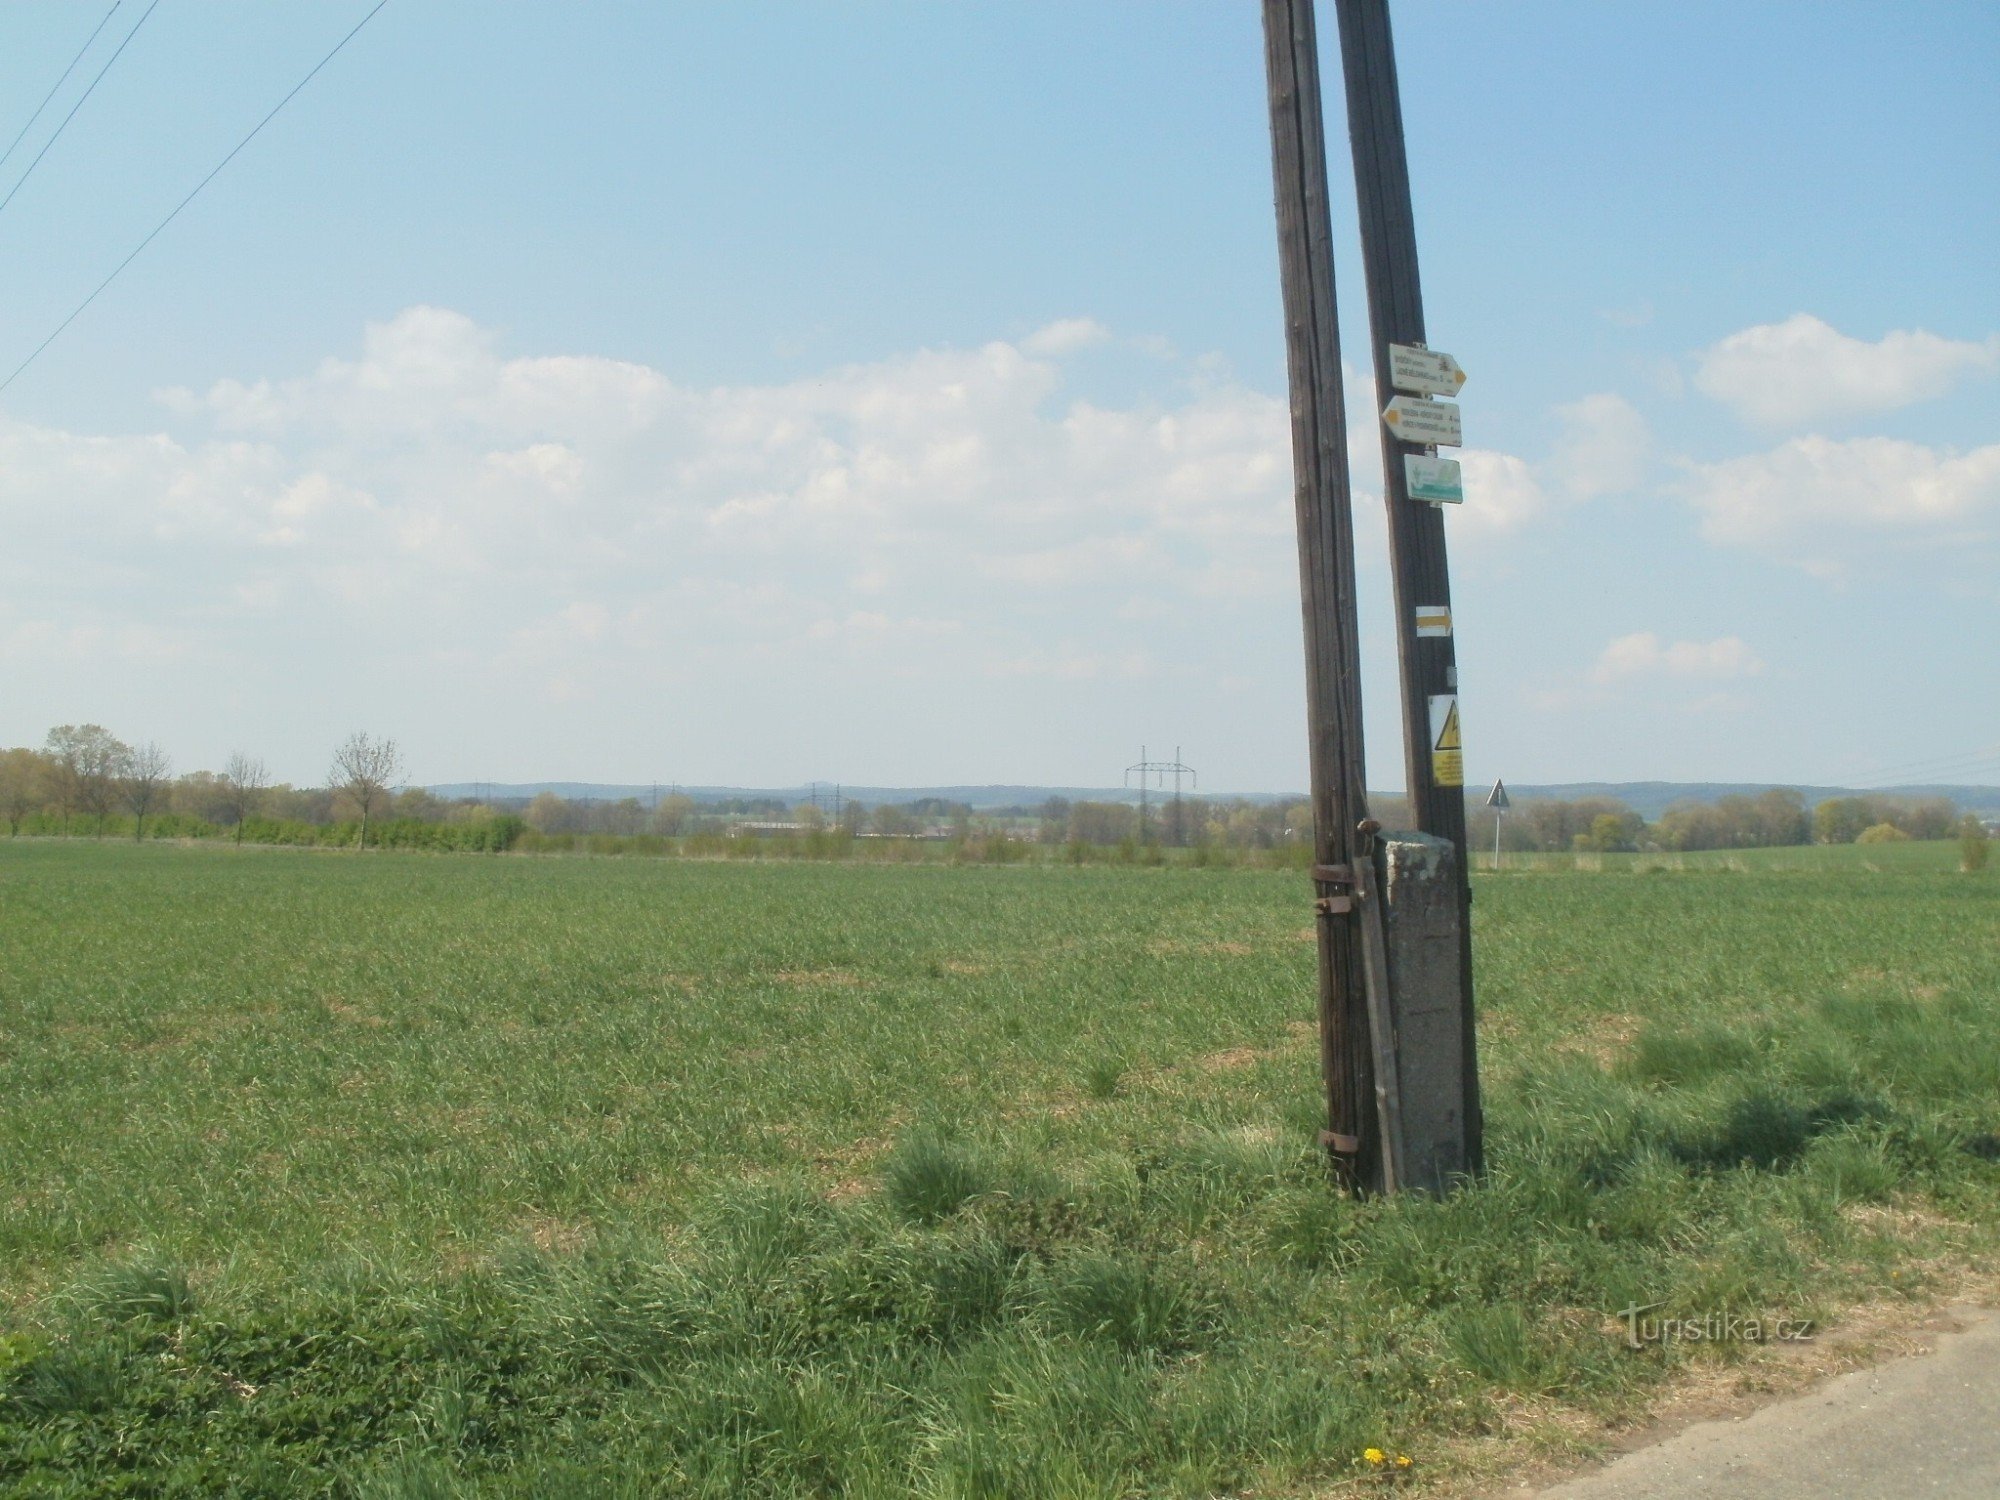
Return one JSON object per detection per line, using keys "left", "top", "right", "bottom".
{"left": 1396, "top": 1454, "right": 1413, "bottom": 1468}
{"left": 1364, "top": 1447, "right": 1386, "bottom": 1465}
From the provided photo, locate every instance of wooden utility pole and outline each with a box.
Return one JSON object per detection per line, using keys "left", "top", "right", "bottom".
{"left": 1334, "top": 0, "right": 1483, "bottom": 1172}
{"left": 1261, "top": 0, "right": 1377, "bottom": 1190}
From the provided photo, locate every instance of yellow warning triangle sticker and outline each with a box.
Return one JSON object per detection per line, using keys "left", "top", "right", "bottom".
{"left": 1434, "top": 700, "right": 1461, "bottom": 753}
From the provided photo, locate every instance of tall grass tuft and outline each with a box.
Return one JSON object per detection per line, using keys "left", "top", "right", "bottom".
{"left": 65, "top": 1260, "right": 197, "bottom": 1328}
{"left": 1027, "top": 1247, "right": 1223, "bottom": 1355}
{"left": 1448, "top": 1303, "right": 1567, "bottom": 1391}
{"left": 881, "top": 1132, "right": 998, "bottom": 1225}
{"left": 1082, "top": 1055, "right": 1126, "bottom": 1101}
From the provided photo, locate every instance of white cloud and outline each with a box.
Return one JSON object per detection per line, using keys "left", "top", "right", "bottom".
{"left": 1546, "top": 393, "right": 1650, "bottom": 501}
{"left": 484, "top": 442, "right": 585, "bottom": 498}
{"left": 1597, "top": 300, "right": 1654, "bottom": 330}
{"left": 0, "top": 307, "right": 1301, "bottom": 717}
{"left": 804, "top": 611, "right": 961, "bottom": 644}
{"left": 1684, "top": 435, "right": 2000, "bottom": 554}
{"left": 1592, "top": 633, "right": 1764, "bottom": 685}
{"left": 1334, "top": 365, "right": 1557, "bottom": 546}
{"left": 986, "top": 645, "right": 1152, "bottom": 682}
{"left": 1022, "top": 317, "right": 1112, "bottom": 356}
{"left": 0, "top": 615, "right": 190, "bottom": 667}
{"left": 979, "top": 534, "right": 1163, "bottom": 587}
{"left": 13, "top": 307, "right": 1704, "bottom": 780}
{"left": 1450, "top": 450, "right": 1545, "bottom": 537}
{"left": 1405, "top": 392, "right": 1640, "bottom": 542}
{"left": 1694, "top": 314, "right": 1999, "bottom": 427}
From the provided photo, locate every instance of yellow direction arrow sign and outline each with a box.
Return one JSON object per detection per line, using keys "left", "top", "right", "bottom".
{"left": 1382, "top": 396, "right": 1462, "bottom": 447}
{"left": 1388, "top": 343, "right": 1467, "bottom": 397}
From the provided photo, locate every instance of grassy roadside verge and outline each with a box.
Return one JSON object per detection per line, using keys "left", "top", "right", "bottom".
{"left": 2, "top": 843, "right": 1996, "bottom": 1496}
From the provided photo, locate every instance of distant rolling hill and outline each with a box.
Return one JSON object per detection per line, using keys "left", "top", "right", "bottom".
{"left": 427, "top": 780, "right": 2000, "bottom": 819}
{"left": 427, "top": 783, "right": 1191, "bottom": 810}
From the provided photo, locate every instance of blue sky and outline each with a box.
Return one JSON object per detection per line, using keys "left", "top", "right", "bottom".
{"left": 2, "top": 1, "right": 1996, "bottom": 794}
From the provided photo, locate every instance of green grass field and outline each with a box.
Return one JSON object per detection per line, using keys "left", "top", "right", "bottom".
{"left": 3, "top": 839, "right": 1997, "bottom": 1496}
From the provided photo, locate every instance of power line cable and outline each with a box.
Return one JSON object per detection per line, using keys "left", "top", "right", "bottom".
{"left": 0, "top": 0, "right": 159, "bottom": 220}
{"left": 1875, "top": 753, "right": 2000, "bottom": 785}
{"left": 1854, "top": 741, "right": 2000, "bottom": 778}
{"left": 0, "top": 2, "right": 124, "bottom": 179}
{"left": 0, "top": 0, "right": 390, "bottom": 397}
{"left": 1847, "top": 742, "right": 2000, "bottom": 789}
{"left": 1856, "top": 758, "right": 2000, "bottom": 792}
{"left": 1835, "top": 740, "right": 1999, "bottom": 784}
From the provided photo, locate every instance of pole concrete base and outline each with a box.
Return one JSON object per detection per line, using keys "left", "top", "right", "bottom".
{"left": 1376, "top": 831, "right": 1470, "bottom": 1194}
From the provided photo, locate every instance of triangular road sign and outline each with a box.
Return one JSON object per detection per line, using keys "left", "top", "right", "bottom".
{"left": 1485, "top": 778, "right": 1509, "bottom": 810}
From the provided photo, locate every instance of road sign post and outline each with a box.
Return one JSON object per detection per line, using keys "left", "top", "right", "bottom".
{"left": 1486, "top": 778, "right": 1510, "bottom": 870}
{"left": 1335, "top": 0, "right": 1483, "bottom": 1176}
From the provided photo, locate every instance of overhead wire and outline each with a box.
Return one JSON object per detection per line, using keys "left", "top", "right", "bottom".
{"left": 1847, "top": 743, "right": 2000, "bottom": 790}
{"left": 1857, "top": 760, "right": 2000, "bottom": 792}
{"left": 0, "top": 1, "right": 124, "bottom": 179}
{"left": 0, "top": 0, "right": 160, "bottom": 220}
{"left": 1861, "top": 740, "right": 2000, "bottom": 776}
{"left": 0, "top": 0, "right": 391, "bottom": 397}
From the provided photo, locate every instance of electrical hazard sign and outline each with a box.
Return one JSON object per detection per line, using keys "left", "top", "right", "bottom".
{"left": 1429, "top": 694, "right": 1462, "bottom": 788}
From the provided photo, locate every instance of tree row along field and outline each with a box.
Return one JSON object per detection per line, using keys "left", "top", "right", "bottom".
{"left": 5, "top": 728, "right": 1993, "bottom": 865}
{"left": 2, "top": 840, "right": 1997, "bottom": 1495}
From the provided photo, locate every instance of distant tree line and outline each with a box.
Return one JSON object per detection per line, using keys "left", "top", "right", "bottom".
{"left": 1462, "top": 788, "right": 1974, "bottom": 854}
{"left": 1009, "top": 795, "right": 1367, "bottom": 851}
{"left": 513, "top": 790, "right": 1337, "bottom": 852}
{"left": 0, "top": 726, "right": 519, "bottom": 851}
{"left": 2, "top": 726, "right": 1984, "bottom": 862}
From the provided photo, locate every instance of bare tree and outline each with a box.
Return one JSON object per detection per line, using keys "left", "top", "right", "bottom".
{"left": 221, "top": 753, "right": 270, "bottom": 844}
{"left": 123, "top": 742, "right": 172, "bottom": 841}
{"left": 330, "top": 732, "right": 403, "bottom": 848}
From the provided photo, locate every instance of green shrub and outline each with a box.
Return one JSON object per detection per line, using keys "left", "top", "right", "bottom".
{"left": 1856, "top": 822, "right": 1910, "bottom": 844}
{"left": 1962, "top": 814, "right": 1991, "bottom": 872}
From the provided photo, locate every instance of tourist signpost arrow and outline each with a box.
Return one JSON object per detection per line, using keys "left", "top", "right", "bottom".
{"left": 1381, "top": 395, "right": 1462, "bottom": 447}
{"left": 1388, "top": 342, "right": 1466, "bottom": 397}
